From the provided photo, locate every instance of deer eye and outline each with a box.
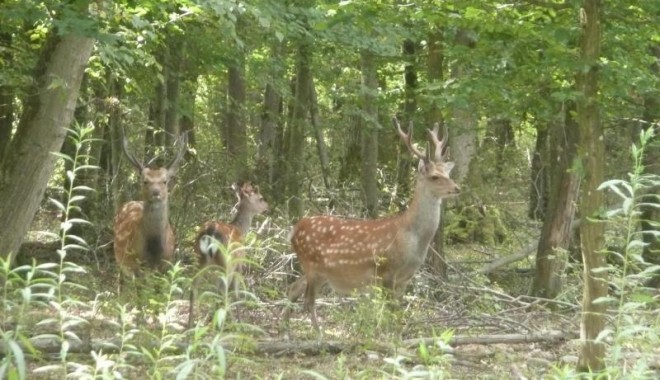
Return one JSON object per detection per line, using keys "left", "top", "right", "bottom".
{"left": 430, "top": 175, "right": 440, "bottom": 181}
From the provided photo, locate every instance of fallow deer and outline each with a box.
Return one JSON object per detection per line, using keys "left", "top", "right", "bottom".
{"left": 286, "top": 117, "right": 460, "bottom": 330}
{"left": 189, "top": 181, "right": 269, "bottom": 326}
{"left": 113, "top": 132, "right": 188, "bottom": 279}
{"left": 193, "top": 181, "right": 269, "bottom": 274}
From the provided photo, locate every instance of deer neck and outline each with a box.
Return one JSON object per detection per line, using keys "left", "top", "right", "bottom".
{"left": 141, "top": 200, "right": 169, "bottom": 265}
{"left": 402, "top": 181, "right": 443, "bottom": 242}
{"left": 230, "top": 206, "right": 254, "bottom": 237}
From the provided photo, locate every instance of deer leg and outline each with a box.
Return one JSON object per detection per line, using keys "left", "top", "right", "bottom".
{"left": 303, "top": 276, "right": 323, "bottom": 332}
{"left": 280, "top": 276, "right": 306, "bottom": 336}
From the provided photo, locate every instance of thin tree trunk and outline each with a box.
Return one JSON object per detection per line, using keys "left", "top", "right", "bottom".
{"left": 395, "top": 38, "right": 418, "bottom": 200}
{"left": 449, "top": 29, "right": 477, "bottom": 184}
{"left": 426, "top": 27, "right": 448, "bottom": 278}
{"left": 531, "top": 102, "right": 580, "bottom": 299}
{"left": 309, "top": 79, "right": 331, "bottom": 191}
{"left": 164, "top": 34, "right": 183, "bottom": 146}
{"left": 147, "top": 72, "right": 167, "bottom": 159}
{"left": 287, "top": 33, "right": 313, "bottom": 219}
{"left": 528, "top": 125, "right": 549, "bottom": 220}
{"left": 640, "top": 45, "right": 660, "bottom": 287}
{"left": 0, "top": 31, "right": 13, "bottom": 162}
{"left": 258, "top": 40, "right": 284, "bottom": 192}
{"left": 0, "top": 30, "right": 94, "bottom": 264}
{"left": 107, "top": 76, "right": 124, "bottom": 211}
{"left": 576, "top": 0, "right": 607, "bottom": 372}
{"left": 360, "top": 51, "right": 379, "bottom": 218}
{"left": 225, "top": 42, "right": 248, "bottom": 180}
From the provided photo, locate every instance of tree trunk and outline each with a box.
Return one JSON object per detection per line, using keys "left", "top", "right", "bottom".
{"left": 0, "top": 31, "right": 13, "bottom": 162}
{"left": 576, "top": 0, "right": 607, "bottom": 372}
{"left": 531, "top": 102, "right": 580, "bottom": 299}
{"left": 395, "top": 38, "right": 418, "bottom": 200}
{"left": 448, "top": 29, "right": 477, "bottom": 184}
{"left": 360, "top": 52, "right": 379, "bottom": 218}
{"left": 0, "top": 30, "right": 94, "bottom": 264}
{"left": 426, "top": 27, "right": 448, "bottom": 279}
{"left": 225, "top": 18, "right": 248, "bottom": 181}
{"left": 258, "top": 40, "right": 284, "bottom": 192}
{"left": 309, "top": 79, "right": 331, "bottom": 191}
{"left": 287, "top": 34, "right": 313, "bottom": 219}
{"left": 164, "top": 34, "right": 183, "bottom": 146}
{"left": 147, "top": 71, "right": 167, "bottom": 159}
{"left": 528, "top": 125, "right": 549, "bottom": 220}
{"left": 640, "top": 46, "right": 660, "bottom": 287}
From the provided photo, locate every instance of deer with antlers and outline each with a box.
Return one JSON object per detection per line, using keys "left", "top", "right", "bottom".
{"left": 285, "top": 117, "right": 460, "bottom": 330}
{"left": 113, "top": 132, "right": 188, "bottom": 280}
{"left": 189, "top": 181, "right": 269, "bottom": 325}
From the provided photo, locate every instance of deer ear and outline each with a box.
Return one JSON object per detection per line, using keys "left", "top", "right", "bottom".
{"left": 443, "top": 161, "right": 455, "bottom": 174}
{"left": 417, "top": 159, "right": 428, "bottom": 175}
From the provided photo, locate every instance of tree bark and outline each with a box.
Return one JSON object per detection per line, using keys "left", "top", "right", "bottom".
{"left": 426, "top": 27, "right": 448, "bottom": 279}
{"left": 225, "top": 18, "right": 248, "bottom": 180}
{"left": 528, "top": 125, "right": 549, "bottom": 220}
{"left": 360, "top": 51, "right": 379, "bottom": 218}
{"left": 0, "top": 30, "right": 94, "bottom": 264}
{"left": 448, "top": 29, "right": 477, "bottom": 184}
{"left": 640, "top": 45, "right": 660, "bottom": 287}
{"left": 258, "top": 40, "right": 284, "bottom": 192}
{"left": 576, "top": 0, "right": 607, "bottom": 372}
{"left": 0, "top": 31, "right": 13, "bottom": 162}
{"left": 395, "top": 38, "right": 418, "bottom": 200}
{"left": 164, "top": 34, "right": 183, "bottom": 147}
{"left": 309, "top": 79, "right": 331, "bottom": 191}
{"left": 531, "top": 102, "right": 580, "bottom": 299}
{"left": 287, "top": 33, "right": 313, "bottom": 219}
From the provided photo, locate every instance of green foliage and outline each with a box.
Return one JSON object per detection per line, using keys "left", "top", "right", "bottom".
{"left": 596, "top": 127, "right": 660, "bottom": 378}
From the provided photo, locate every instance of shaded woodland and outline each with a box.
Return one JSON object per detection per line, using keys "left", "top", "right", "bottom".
{"left": 0, "top": 0, "right": 659, "bottom": 378}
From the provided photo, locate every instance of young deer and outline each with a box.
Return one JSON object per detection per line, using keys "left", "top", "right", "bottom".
{"left": 189, "top": 181, "right": 269, "bottom": 326}
{"left": 286, "top": 118, "right": 460, "bottom": 330}
{"left": 193, "top": 181, "right": 269, "bottom": 272}
{"left": 113, "top": 132, "right": 188, "bottom": 278}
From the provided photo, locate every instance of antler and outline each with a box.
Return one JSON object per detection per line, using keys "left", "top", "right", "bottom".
{"left": 166, "top": 131, "right": 189, "bottom": 174}
{"left": 426, "top": 122, "right": 449, "bottom": 163}
{"left": 392, "top": 117, "right": 426, "bottom": 160}
{"left": 121, "top": 131, "right": 144, "bottom": 171}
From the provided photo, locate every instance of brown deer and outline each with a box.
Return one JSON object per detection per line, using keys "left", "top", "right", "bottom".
{"left": 193, "top": 181, "right": 269, "bottom": 273}
{"left": 285, "top": 117, "right": 460, "bottom": 330}
{"left": 113, "top": 132, "right": 188, "bottom": 279}
{"left": 189, "top": 181, "right": 269, "bottom": 325}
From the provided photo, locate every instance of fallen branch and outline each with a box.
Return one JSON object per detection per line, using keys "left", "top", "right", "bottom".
{"left": 474, "top": 241, "right": 538, "bottom": 275}
{"left": 404, "top": 330, "right": 575, "bottom": 348}
{"left": 1, "top": 330, "right": 574, "bottom": 358}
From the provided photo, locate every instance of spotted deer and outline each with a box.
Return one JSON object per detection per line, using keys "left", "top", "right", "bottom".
{"left": 113, "top": 132, "right": 188, "bottom": 279}
{"left": 188, "top": 181, "right": 269, "bottom": 326}
{"left": 285, "top": 118, "right": 460, "bottom": 330}
{"left": 193, "top": 181, "right": 269, "bottom": 273}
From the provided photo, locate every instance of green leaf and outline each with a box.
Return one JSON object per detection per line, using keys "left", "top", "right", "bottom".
{"left": 49, "top": 198, "right": 66, "bottom": 212}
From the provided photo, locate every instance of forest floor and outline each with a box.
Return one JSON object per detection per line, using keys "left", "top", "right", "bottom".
{"left": 11, "top": 242, "right": 592, "bottom": 380}
{"left": 8, "top": 208, "right": 658, "bottom": 379}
